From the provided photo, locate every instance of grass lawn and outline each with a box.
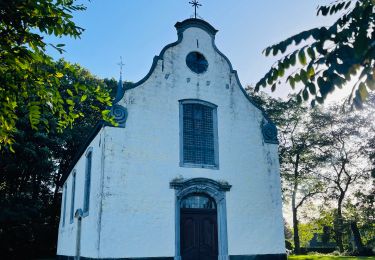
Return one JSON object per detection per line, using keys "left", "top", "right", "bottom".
{"left": 288, "top": 256, "right": 375, "bottom": 260}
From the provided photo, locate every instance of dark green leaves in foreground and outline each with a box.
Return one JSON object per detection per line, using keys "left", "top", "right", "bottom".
{"left": 256, "top": 0, "right": 374, "bottom": 108}
{"left": 0, "top": 0, "right": 114, "bottom": 150}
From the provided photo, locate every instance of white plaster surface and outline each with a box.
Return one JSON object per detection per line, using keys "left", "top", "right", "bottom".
{"left": 57, "top": 21, "right": 285, "bottom": 258}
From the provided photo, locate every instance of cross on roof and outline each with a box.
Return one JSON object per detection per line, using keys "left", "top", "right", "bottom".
{"left": 189, "top": 0, "right": 202, "bottom": 19}
{"left": 117, "top": 56, "right": 125, "bottom": 79}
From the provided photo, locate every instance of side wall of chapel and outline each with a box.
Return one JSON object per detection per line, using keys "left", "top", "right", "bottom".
{"left": 57, "top": 129, "right": 104, "bottom": 258}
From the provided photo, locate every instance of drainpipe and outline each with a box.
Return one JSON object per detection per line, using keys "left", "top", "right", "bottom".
{"left": 75, "top": 209, "right": 83, "bottom": 260}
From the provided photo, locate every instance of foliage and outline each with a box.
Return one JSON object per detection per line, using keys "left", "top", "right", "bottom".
{"left": 255, "top": 0, "right": 375, "bottom": 107}
{"left": 307, "top": 98, "right": 375, "bottom": 251}
{"left": 299, "top": 208, "right": 337, "bottom": 247}
{"left": 248, "top": 87, "right": 325, "bottom": 253}
{"left": 0, "top": 0, "right": 113, "bottom": 149}
{"left": 298, "top": 222, "right": 318, "bottom": 247}
{"left": 249, "top": 88, "right": 374, "bottom": 254}
{"left": 0, "top": 59, "right": 117, "bottom": 258}
{"left": 288, "top": 255, "right": 375, "bottom": 259}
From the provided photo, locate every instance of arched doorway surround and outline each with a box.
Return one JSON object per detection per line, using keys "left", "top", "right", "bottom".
{"left": 170, "top": 178, "right": 232, "bottom": 260}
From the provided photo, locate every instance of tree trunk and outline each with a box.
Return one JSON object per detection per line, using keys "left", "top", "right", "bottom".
{"left": 292, "top": 207, "right": 300, "bottom": 254}
{"left": 50, "top": 171, "right": 62, "bottom": 226}
{"left": 32, "top": 171, "right": 38, "bottom": 200}
{"left": 292, "top": 153, "right": 301, "bottom": 254}
{"left": 350, "top": 221, "right": 365, "bottom": 253}
{"left": 335, "top": 196, "right": 344, "bottom": 252}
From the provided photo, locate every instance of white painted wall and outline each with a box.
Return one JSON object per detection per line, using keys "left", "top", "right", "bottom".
{"left": 57, "top": 129, "right": 105, "bottom": 258}
{"left": 57, "top": 20, "right": 285, "bottom": 258}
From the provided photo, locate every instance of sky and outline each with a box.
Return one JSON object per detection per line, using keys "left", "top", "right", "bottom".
{"left": 47, "top": 0, "right": 340, "bottom": 99}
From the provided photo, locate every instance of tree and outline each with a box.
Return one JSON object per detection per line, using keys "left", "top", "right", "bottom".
{"left": 255, "top": 0, "right": 374, "bottom": 107}
{"left": 248, "top": 88, "right": 324, "bottom": 254}
{"left": 298, "top": 208, "right": 336, "bottom": 248}
{"left": 0, "top": 59, "right": 117, "bottom": 259}
{"left": 309, "top": 104, "right": 374, "bottom": 252}
{"left": 275, "top": 101, "right": 324, "bottom": 254}
{"left": 0, "top": 0, "right": 113, "bottom": 149}
{"left": 345, "top": 94, "right": 375, "bottom": 253}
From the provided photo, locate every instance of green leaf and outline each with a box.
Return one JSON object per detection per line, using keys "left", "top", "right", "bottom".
{"left": 302, "top": 88, "right": 309, "bottom": 101}
{"left": 264, "top": 47, "right": 271, "bottom": 57}
{"left": 271, "top": 83, "right": 276, "bottom": 92}
{"left": 298, "top": 50, "right": 307, "bottom": 66}
{"left": 300, "top": 69, "right": 308, "bottom": 83}
{"left": 289, "top": 77, "right": 295, "bottom": 89}
{"left": 307, "top": 47, "right": 315, "bottom": 60}
{"left": 277, "top": 66, "right": 285, "bottom": 77}
{"left": 67, "top": 89, "right": 73, "bottom": 96}
{"left": 308, "top": 83, "right": 316, "bottom": 95}
{"left": 307, "top": 66, "right": 315, "bottom": 78}
{"left": 279, "top": 41, "right": 287, "bottom": 54}
{"left": 101, "top": 109, "right": 110, "bottom": 116}
{"left": 318, "top": 6, "right": 329, "bottom": 16}
{"left": 294, "top": 73, "right": 301, "bottom": 83}
{"left": 81, "top": 94, "right": 87, "bottom": 102}
{"left": 358, "top": 82, "right": 369, "bottom": 102}
{"left": 272, "top": 47, "right": 279, "bottom": 56}
{"left": 290, "top": 53, "right": 297, "bottom": 66}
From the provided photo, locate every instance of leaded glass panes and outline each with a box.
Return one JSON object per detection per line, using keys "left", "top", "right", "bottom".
{"left": 83, "top": 151, "right": 92, "bottom": 214}
{"left": 181, "top": 194, "right": 216, "bottom": 209}
{"left": 62, "top": 184, "right": 67, "bottom": 226}
{"left": 183, "top": 103, "right": 215, "bottom": 165}
{"left": 70, "top": 171, "right": 76, "bottom": 223}
{"left": 186, "top": 52, "right": 208, "bottom": 74}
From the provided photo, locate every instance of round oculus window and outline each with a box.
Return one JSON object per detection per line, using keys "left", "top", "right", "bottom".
{"left": 186, "top": 52, "right": 208, "bottom": 74}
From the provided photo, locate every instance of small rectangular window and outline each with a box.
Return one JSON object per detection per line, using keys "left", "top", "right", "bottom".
{"left": 180, "top": 100, "right": 219, "bottom": 169}
{"left": 83, "top": 151, "right": 92, "bottom": 214}
{"left": 70, "top": 172, "right": 76, "bottom": 223}
{"left": 62, "top": 184, "right": 67, "bottom": 227}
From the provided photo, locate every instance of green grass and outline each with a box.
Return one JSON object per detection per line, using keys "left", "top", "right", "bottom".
{"left": 288, "top": 256, "right": 375, "bottom": 260}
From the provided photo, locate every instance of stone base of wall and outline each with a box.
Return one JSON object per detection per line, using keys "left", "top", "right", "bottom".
{"left": 57, "top": 256, "right": 173, "bottom": 260}
{"left": 57, "top": 254, "right": 287, "bottom": 260}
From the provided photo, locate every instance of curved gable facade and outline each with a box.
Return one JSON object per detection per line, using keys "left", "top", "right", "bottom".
{"left": 57, "top": 19, "right": 285, "bottom": 260}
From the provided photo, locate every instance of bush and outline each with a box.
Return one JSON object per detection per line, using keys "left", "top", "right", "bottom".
{"left": 350, "top": 247, "right": 375, "bottom": 256}
{"left": 285, "top": 240, "right": 294, "bottom": 250}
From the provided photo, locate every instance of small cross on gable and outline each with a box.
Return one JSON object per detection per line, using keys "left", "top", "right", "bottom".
{"left": 117, "top": 56, "right": 125, "bottom": 78}
{"left": 189, "top": 0, "right": 202, "bottom": 19}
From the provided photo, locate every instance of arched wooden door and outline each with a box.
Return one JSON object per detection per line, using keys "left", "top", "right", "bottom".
{"left": 180, "top": 194, "right": 218, "bottom": 260}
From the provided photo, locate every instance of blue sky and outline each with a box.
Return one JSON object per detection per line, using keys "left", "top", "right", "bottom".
{"left": 48, "top": 0, "right": 338, "bottom": 98}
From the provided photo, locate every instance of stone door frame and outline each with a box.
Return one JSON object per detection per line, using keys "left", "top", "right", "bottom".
{"left": 170, "top": 178, "right": 231, "bottom": 260}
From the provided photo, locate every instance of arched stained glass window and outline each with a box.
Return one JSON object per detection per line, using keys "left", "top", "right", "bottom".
{"left": 181, "top": 194, "right": 216, "bottom": 209}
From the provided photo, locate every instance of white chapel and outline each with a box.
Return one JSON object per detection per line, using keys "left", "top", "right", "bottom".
{"left": 57, "top": 17, "right": 286, "bottom": 260}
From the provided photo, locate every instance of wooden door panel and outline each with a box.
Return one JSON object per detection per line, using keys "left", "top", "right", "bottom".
{"left": 181, "top": 209, "right": 218, "bottom": 260}
{"left": 181, "top": 217, "right": 197, "bottom": 253}
{"left": 199, "top": 216, "right": 217, "bottom": 260}
{"left": 200, "top": 217, "right": 216, "bottom": 248}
